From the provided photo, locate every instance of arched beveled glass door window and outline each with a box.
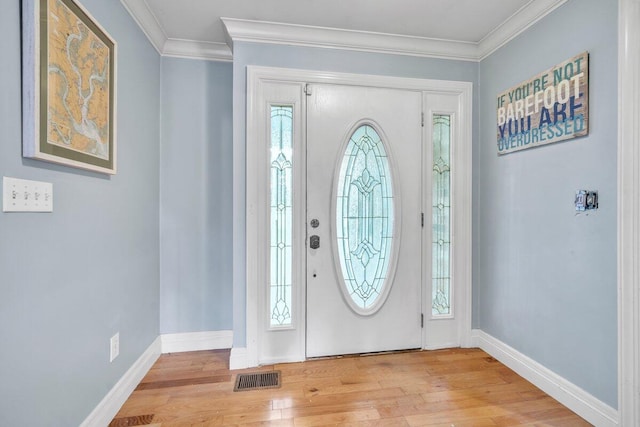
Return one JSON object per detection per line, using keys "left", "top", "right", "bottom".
{"left": 335, "top": 124, "right": 396, "bottom": 314}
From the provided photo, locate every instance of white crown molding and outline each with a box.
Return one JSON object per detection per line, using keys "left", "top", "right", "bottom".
{"left": 119, "top": 0, "right": 166, "bottom": 54}
{"left": 222, "top": 18, "right": 479, "bottom": 61}
{"left": 122, "top": 0, "right": 566, "bottom": 62}
{"left": 120, "top": 0, "right": 232, "bottom": 61}
{"left": 163, "top": 39, "right": 232, "bottom": 62}
{"left": 478, "top": 0, "right": 569, "bottom": 60}
{"left": 222, "top": 0, "right": 567, "bottom": 62}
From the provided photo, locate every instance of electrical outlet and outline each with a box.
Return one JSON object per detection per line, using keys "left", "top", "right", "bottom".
{"left": 110, "top": 332, "right": 120, "bottom": 362}
{"left": 575, "top": 190, "right": 598, "bottom": 211}
{"left": 2, "top": 176, "right": 53, "bottom": 212}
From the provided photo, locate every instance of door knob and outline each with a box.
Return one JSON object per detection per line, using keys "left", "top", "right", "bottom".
{"left": 310, "top": 235, "right": 320, "bottom": 249}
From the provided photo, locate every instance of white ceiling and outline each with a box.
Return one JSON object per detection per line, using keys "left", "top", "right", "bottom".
{"left": 120, "top": 0, "right": 568, "bottom": 61}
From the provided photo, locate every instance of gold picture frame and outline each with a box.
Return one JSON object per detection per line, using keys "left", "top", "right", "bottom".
{"left": 22, "top": 0, "right": 117, "bottom": 174}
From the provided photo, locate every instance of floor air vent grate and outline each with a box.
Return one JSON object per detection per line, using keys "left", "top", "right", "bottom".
{"left": 234, "top": 371, "right": 281, "bottom": 392}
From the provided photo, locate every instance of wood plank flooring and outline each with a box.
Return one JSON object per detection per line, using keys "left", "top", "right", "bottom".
{"left": 110, "top": 348, "right": 591, "bottom": 426}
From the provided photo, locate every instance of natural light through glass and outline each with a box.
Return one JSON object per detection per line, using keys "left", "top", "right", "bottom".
{"left": 336, "top": 125, "right": 393, "bottom": 311}
{"left": 432, "top": 115, "right": 451, "bottom": 316}
{"left": 270, "top": 106, "right": 293, "bottom": 327}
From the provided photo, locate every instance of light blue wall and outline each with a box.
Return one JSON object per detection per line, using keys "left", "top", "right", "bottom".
{"left": 0, "top": 1, "right": 160, "bottom": 425}
{"left": 159, "top": 57, "right": 233, "bottom": 333}
{"left": 0, "top": 0, "right": 618, "bottom": 422}
{"left": 231, "top": 43, "right": 480, "bottom": 345}
{"left": 477, "top": 0, "right": 617, "bottom": 406}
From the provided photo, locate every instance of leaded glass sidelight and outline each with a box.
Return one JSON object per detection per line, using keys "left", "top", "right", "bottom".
{"left": 336, "top": 124, "right": 394, "bottom": 312}
{"left": 270, "top": 106, "right": 293, "bottom": 327}
{"left": 432, "top": 115, "right": 451, "bottom": 316}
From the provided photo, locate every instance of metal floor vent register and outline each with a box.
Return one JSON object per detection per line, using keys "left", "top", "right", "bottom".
{"left": 234, "top": 371, "right": 281, "bottom": 392}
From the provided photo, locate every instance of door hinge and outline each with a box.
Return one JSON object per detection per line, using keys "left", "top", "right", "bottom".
{"left": 421, "top": 212, "right": 424, "bottom": 227}
{"left": 304, "top": 84, "right": 312, "bottom": 96}
{"left": 421, "top": 112, "right": 424, "bottom": 127}
{"left": 421, "top": 313, "right": 424, "bottom": 328}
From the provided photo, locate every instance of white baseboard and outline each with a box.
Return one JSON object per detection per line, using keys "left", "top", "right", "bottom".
{"left": 471, "top": 329, "right": 618, "bottom": 427}
{"left": 161, "top": 330, "right": 233, "bottom": 353}
{"left": 81, "top": 331, "right": 234, "bottom": 426}
{"left": 229, "top": 347, "right": 248, "bottom": 370}
{"left": 80, "top": 336, "right": 162, "bottom": 427}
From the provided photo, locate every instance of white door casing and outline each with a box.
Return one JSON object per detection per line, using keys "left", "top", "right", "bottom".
{"left": 306, "top": 84, "right": 423, "bottom": 357}
{"left": 618, "top": 0, "right": 640, "bottom": 424}
{"left": 245, "top": 66, "right": 472, "bottom": 367}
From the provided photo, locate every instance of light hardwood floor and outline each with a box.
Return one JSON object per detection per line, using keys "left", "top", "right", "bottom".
{"left": 110, "top": 348, "right": 591, "bottom": 426}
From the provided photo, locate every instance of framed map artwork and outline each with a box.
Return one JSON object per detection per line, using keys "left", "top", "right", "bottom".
{"left": 22, "top": 0, "right": 117, "bottom": 174}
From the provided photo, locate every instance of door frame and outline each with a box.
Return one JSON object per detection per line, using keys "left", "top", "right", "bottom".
{"left": 618, "top": 0, "right": 640, "bottom": 424}
{"left": 245, "top": 66, "right": 473, "bottom": 367}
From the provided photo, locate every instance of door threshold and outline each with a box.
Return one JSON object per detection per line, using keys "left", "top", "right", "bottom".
{"left": 306, "top": 347, "right": 422, "bottom": 361}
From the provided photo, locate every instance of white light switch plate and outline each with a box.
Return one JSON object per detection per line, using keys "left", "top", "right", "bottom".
{"left": 3, "top": 177, "right": 53, "bottom": 212}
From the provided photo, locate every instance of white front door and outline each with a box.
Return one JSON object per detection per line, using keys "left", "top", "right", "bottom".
{"left": 245, "top": 67, "right": 472, "bottom": 368}
{"left": 306, "top": 83, "right": 423, "bottom": 357}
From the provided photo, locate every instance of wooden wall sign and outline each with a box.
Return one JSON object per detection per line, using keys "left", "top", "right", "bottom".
{"left": 496, "top": 52, "right": 589, "bottom": 155}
